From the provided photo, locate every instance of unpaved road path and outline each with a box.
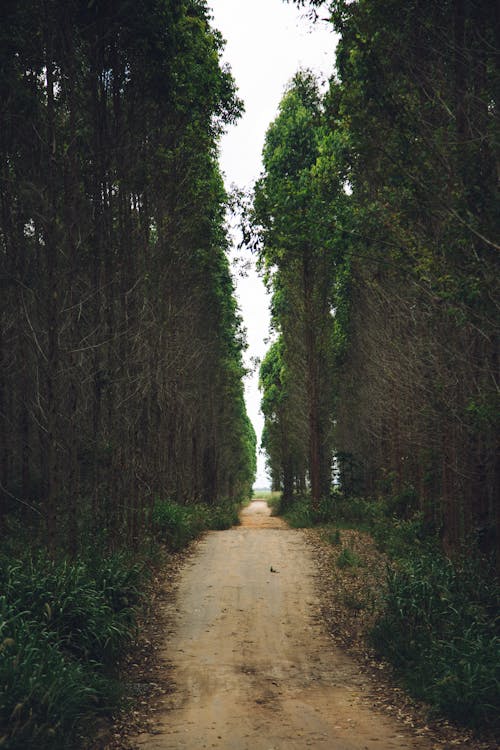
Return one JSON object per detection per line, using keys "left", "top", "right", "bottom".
{"left": 135, "top": 501, "right": 430, "bottom": 750}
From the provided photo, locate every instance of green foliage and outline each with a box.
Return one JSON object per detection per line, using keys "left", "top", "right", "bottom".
{"left": 0, "top": 611, "right": 109, "bottom": 750}
{"left": 336, "top": 546, "right": 362, "bottom": 569}
{"left": 282, "top": 496, "right": 314, "bottom": 528}
{"left": 278, "top": 491, "right": 339, "bottom": 527}
{"left": 0, "top": 552, "right": 145, "bottom": 749}
{"left": 152, "top": 499, "right": 239, "bottom": 550}
{"left": 254, "top": 71, "right": 338, "bottom": 503}
{"left": 0, "top": 0, "right": 253, "bottom": 556}
{"left": 372, "top": 513, "right": 435, "bottom": 560}
{"left": 323, "top": 493, "right": 437, "bottom": 558}
{"left": 328, "top": 528, "right": 342, "bottom": 546}
{"left": 371, "top": 554, "right": 500, "bottom": 731}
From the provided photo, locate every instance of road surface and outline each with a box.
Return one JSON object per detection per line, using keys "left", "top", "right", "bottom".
{"left": 135, "top": 501, "right": 428, "bottom": 750}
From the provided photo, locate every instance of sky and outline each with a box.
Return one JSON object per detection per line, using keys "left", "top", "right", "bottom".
{"left": 208, "top": 0, "right": 337, "bottom": 488}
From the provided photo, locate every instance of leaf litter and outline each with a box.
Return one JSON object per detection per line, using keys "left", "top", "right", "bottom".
{"left": 303, "top": 527, "right": 497, "bottom": 750}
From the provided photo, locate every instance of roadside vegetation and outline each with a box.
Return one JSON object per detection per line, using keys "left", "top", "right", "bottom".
{"left": 152, "top": 499, "right": 240, "bottom": 550}
{"left": 276, "top": 491, "right": 500, "bottom": 737}
{"left": 252, "top": 490, "right": 281, "bottom": 514}
{"left": 0, "top": 497, "right": 247, "bottom": 750}
{"left": 253, "top": 0, "right": 498, "bottom": 741}
{"left": 0, "top": 551, "right": 144, "bottom": 750}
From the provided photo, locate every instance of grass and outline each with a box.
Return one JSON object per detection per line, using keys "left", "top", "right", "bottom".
{"left": 275, "top": 490, "right": 500, "bottom": 735}
{"left": 336, "top": 546, "right": 362, "bottom": 569}
{"left": 370, "top": 553, "right": 500, "bottom": 732}
{"left": 252, "top": 490, "right": 281, "bottom": 515}
{"left": 0, "top": 496, "right": 243, "bottom": 749}
{"left": 0, "top": 551, "right": 145, "bottom": 750}
{"left": 152, "top": 498, "right": 240, "bottom": 550}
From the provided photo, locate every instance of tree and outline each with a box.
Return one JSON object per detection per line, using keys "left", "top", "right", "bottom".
{"left": 290, "top": 0, "right": 499, "bottom": 560}
{"left": 253, "top": 71, "right": 338, "bottom": 508}
{"left": 0, "top": 0, "right": 254, "bottom": 554}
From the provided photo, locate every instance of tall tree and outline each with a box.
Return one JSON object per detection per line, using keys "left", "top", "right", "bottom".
{"left": 254, "top": 71, "right": 337, "bottom": 507}
{"left": 289, "top": 0, "right": 499, "bottom": 560}
{"left": 0, "top": 0, "right": 255, "bottom": 553}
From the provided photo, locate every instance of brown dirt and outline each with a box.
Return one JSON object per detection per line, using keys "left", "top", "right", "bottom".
{"left": 125, "top": 501, "right": 434, "bottom": 750}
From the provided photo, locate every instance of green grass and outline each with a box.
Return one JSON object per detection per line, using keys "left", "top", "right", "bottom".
{"left": 336, "top": 546, "right": 362, "bottom": 569}
{"left": 152, "top": 499, "right": 240, "bottom": 550}
{"left": 370, "top": 553, "right": 500, "bottom": 732}
{"left": 328, "top": 528, "right": 342, "bottom": 546}
{"left": 0, "top": 497, "right": 245, "bottom": 749}
{"left": 0, "top": 551, "right": 146, "bottom": 750}
{"left": 275, "top": 490, "right": 500, "bottom": 735}
{"left": 252, "top": 490, "right": 281, "bottom": 514}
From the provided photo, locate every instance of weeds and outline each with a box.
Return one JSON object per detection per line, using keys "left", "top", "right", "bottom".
{"left": 370, "top": 553, "right": 500, "bottom": 731}
{"left": 152, "top": 499, "right": 239, "bottom": 550}
{"left": 336, "top": 546, "right": 362, "bottom": 569}
{"left": 0, "top": 551, "right": 146, "bottom": 750}
{"left": 280, "top": 491, "right": 500, "bottom": 734}
{"left": 0, "top": 496, "right": 239, "bottom": 748}
{"left": 329, "top": 528, "right": 342, "bottom": 546}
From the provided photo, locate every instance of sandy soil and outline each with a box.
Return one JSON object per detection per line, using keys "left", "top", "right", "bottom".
{"left": 134, "top": 501, "right": 431, "bottom": 750}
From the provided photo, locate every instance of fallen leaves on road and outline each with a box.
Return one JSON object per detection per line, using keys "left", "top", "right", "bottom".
{"left": 94, "top": 542, "right": 200, "bottom": 750}
{"left": 304, "top": 526, "right": 497, "bottom": 750}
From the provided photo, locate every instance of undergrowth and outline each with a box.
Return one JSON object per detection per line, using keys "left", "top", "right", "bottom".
{"left": 0, "top": 551, "right": 145, "bottom": 750}
{"left": 279, "top": 490, "right": 500, "bottom": 734}
{"left": 0, "top": 497, "right": 239, "bottom": 749}
{"left": 152, "top": 498, "right": 239, "bottom": 550}
{"left": 371, "top": 554, "right": 500, "bottom": 732}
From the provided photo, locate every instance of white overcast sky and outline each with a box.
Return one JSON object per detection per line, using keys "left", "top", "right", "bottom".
{"left": 209, "top": 0, "right": 337, "bottom": 487}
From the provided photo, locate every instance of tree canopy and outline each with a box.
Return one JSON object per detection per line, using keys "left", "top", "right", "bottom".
{"left": 0, "top": 0, "right": 255, "bottom": 554}
{"left": 257, "top": 0, "right": 499, "bottom": 561}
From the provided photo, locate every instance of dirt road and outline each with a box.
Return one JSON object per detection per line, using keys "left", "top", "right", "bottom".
{"left": 135, "top": 501, "right": 429, "bottom": 750}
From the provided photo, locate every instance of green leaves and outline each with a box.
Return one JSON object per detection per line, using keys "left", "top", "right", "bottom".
{"left": 371, "top": 553, "right": 500, "bottom": 729}
{"left": 254, "top": 70, "right": 340, "bottom": 502}
{"left": 0, "top": 551, "right": 145, "bottom": 749}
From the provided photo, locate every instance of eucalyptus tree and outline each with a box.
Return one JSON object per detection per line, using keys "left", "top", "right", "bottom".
{"left": 254, "top": 71, "right": 338, "bottom": 507}
{"left": 292, "top": 0, "right": 499, "bottom": 558}
{"left": 0, "top": 0, "right": 254, "bottom": 552}
{"left": 260, "top": 338, "right": 308, "bottom": 502}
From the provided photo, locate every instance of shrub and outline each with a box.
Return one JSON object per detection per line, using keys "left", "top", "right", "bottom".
{"left": 152, "top": 499, "right": 239, "bottom": 549}
{"left": 152, "top": 501, "right": 195, "bottom": 550}
{"left": 208, "top": 503, "right": 239, "bottom": 530}
{"left": 0, "top": 554, "right": 139, "bottom": 664}
{"left": 372, "top": 512, "right": 436, "bottom": 559}
{"left": 328, "top": 528, "right": 342, "bottom": 546}
{"left": 370, "top": 553, "right": 500, "bottom": 731}
{"left": 282, "top": 496, "right": 314, "bottom": 528}
{"left": 0, "top": 551, "right": 146, "bottom": 749}
{"left": 0, "top": 608, "right": 110, "bottom": 750}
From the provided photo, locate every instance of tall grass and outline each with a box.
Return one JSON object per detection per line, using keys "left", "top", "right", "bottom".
{"left": 0, "top": 552, "right": 145, "bottom": 750}
{"left": 0, "top": 496, "right": 242, "bottom": 748}
{"left": 370, "top": 553, "right": 500, "bottom": 731}
{"left": 152, "top": 499, "right": 239, "bottom": 550}
{"left": 277, "top": 491, "right": 500, "bottom": 734}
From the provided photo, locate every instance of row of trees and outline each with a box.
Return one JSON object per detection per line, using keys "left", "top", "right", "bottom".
{"left": 0, "top": 0, "right": 256, "bottom": 554}
{"left": 256, "top": 0, "right": 498, "bottom": 560}
{"left": 254, "top": 73, "right": 337, "bottom": 507}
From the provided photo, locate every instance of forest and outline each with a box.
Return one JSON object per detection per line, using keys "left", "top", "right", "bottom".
{"left": 257, "top": 0, "right": 498, "bottom": 561}
{"left": 254, "top": 0, "right": 499, "bottom": 734}
{"left": 0, "top": 0, "right": 499, "bottom": 747}
{"left": 0, "top": 1, "right": 255, "bottom": 747}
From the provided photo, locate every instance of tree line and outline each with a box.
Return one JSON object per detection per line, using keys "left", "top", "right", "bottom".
{"left": 0, "top": 0, "right": 256, "bottom": 555}
{"left": 255, "top": 0, "right": 498, "bottom": 562}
